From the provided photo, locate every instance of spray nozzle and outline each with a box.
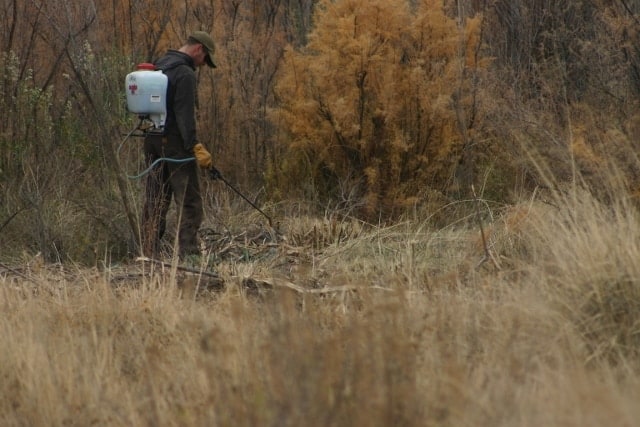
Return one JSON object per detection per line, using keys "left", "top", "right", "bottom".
{"left": 209, "top": 166, "right": 222, "bottom": 180}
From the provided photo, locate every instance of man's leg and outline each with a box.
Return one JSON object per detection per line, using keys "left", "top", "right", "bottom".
{"left": 168, "top": 161, "right": 203, "bottom": 257}
{"left": 141, "top": 137, "right": 173, "bottom": 257}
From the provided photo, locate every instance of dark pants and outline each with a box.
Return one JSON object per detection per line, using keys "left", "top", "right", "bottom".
{"left": 141, "top": 134, "right": 203, "bottom": 258}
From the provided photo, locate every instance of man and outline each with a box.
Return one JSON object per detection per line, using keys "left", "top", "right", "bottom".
{"left": 141, "top": 31, "right": 216, "bottom": 258}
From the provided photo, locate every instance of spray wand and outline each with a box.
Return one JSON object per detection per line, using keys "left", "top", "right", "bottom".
{"left": 208, "top": 167, "right": 273, "bottom": 228}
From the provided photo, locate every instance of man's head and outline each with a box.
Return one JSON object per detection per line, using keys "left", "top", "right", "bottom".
{"left": 184, "top": 31, "right": 217, "bottom": 68}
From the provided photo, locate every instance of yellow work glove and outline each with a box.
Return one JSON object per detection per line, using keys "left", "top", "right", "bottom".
{"left": 193, "top": 143, "right": 213, "bottom": 168}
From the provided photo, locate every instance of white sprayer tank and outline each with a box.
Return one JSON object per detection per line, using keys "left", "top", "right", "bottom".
{"left": 125, "top": 63, "right": 168, "bottom": 130}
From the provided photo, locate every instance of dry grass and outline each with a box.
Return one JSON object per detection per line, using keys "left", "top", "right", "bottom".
{"left": 3, "top": 187, "right": 640, "bottom": 426}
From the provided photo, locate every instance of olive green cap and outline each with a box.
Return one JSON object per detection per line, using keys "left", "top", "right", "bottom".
{"left": 189, "top": 31, "right": 216, "bottom": 68}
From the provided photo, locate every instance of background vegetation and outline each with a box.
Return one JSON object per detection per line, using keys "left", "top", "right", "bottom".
{"left": 2, "top": 0, "right": 639, "bottom": 261}
{"left": 2, "top": 1, "right": 640, "bottom": 425}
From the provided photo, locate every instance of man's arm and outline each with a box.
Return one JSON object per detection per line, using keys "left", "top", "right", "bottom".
{"left": 172, "top": 70, "right": 198, "bottom": 151}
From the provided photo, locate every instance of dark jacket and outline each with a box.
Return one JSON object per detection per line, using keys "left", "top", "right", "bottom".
{"left": 154, "top": 50, "right": 198, "bottom": 154}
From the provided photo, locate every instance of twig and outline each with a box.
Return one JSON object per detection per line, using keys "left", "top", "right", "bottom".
{"left": 243, "top": 277, "right": 398, "bottom": 294}
{"left": 136, "top": 257, "right": 220, "bottom": 278}
{"left": 0, "top": 262, "right": 39, "bottom": 284}
{"left": 472, "top": 185, "right": 501, "bottom": 271}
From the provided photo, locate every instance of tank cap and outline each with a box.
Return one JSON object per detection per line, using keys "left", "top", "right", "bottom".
{"left": 136, "top": 63, "right": 156, "bottom": 71}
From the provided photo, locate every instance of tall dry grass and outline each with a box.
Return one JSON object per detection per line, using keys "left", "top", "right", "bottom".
{"left": 3, "top": 181, "right": 640, "bottom": 426}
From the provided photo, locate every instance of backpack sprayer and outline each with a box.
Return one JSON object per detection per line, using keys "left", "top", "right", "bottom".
{"left": 122, "top": 63, "right": 274, "bottom": 227}
{"left": 121, "top": 62, "right": 188, "bottom": 178}
{"left": 125, "top": 62, "right": 168, "bottom": 132}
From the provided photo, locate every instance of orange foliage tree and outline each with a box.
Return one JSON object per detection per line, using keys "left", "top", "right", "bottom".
{"left": 270, "top": 0, "right": 485, "bottom": 218}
